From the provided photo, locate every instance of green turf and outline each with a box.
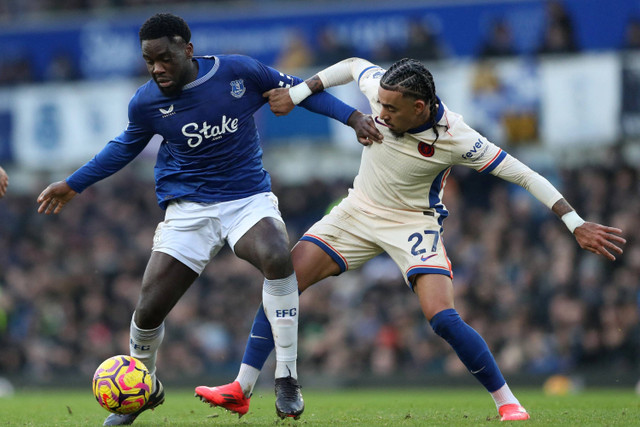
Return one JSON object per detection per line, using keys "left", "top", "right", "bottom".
{"left": 0, "top": 387, "right": 638, "bottom": 426}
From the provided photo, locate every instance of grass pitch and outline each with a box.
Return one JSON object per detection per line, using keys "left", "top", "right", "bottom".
{"left": 0, "top": 387, "right": 638, "bottom": 426}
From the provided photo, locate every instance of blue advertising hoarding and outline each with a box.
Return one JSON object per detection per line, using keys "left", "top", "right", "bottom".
{"left": 0, "top": 0, "right": 636, "bottom": 81}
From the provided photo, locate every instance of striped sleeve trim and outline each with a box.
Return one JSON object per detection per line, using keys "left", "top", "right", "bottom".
{"left": 357, "top": 66, "right": 379, "bottom": 84}
{"left": 478, "top": 149, "right": 507, "bottom": 174}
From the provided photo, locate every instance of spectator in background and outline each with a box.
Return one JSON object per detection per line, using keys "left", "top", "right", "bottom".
{"left": 0, "top": 57, "right": 36, "bottom": 85}
{"left": 0, "top": 165, "right": 8, "bottom": 197}
{"left": 479, "top": 19, "right": 517, "bottom": 58}
{"left": 314, "top": 27, "right": 355, "bottom": 66}
{"left": 537, "top": 0, "right": 579, "bottom": 55}
{"left": 45, "top": 52, "right": 79, "bottom": 81}
{"left": 399, "top": 19, "right": 447, "bottom": 62}
{"left": 371, "top": 19, "right": 446, "bottom": 65}
{"left": 275, "top": 30, "right": 315, "bottom": 73}
{"left": 623, "top": 17, "right": 640, "bottom": 50}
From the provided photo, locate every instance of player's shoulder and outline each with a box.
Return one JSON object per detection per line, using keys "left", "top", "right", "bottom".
{"left": 211, "top": 54, "right": 270, "bottom": 80}
{"left": 438, "top": 104, "right": 500, "bottom": 162}
{"left": 438, "top": 102, "right": 472, "bottom": 136}
{"left": 357, "top": 62, "right": 385, "bottom": 101}
{"left": 433, "top": 103, "right": 483, "bottom": 147}
{"left": 358, "top": 64, "right": 385, "bottom": 85}
{"left": 213, "top": 54, "right": 261, "bottom": 70}
{"left": 129, "top": 79, "right": 157, "bottom": 107}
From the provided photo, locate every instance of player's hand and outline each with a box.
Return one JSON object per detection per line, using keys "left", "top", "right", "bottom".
{"left": 263, "top": 88, "right": 295, "bottom": 116}
{"left": 37, "top": 180, "right": 77, "bottom": 214}
{"left": 0, "top": 166, "right": 8, "bottom": 198}
{"left": 347, "top": 111, "right": 383, "bottom": 146}
{"left": 573, "top": 221, "right": 626, "bottom": 261}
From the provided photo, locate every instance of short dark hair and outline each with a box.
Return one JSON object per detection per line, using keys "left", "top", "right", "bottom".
{"left": 380, "top": 58, "right": 440, "bottom": 139}
{"left": 139, "top": 13, "right": 191, "bottom": 44}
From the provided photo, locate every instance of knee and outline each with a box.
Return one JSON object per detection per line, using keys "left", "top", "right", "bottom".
{"left": 260, "top": 244, "right": 293, "bottom": 278}
{"left": 429, "top": 308, "right": 460, "bottom": 340}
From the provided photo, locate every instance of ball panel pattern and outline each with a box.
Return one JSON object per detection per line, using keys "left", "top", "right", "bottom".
{"left": 92, "top": 355, "right": 152, "bottom": 414}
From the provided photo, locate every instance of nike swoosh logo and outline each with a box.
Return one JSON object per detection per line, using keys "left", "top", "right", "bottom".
{"left": 420, "top": 254, "right": 436, "bottom": 262}
{"left": 470, "top": 366, "right": 486, "bottom": 374}
{"left": 250, "top": 334, "right": 269, "bottom": 340}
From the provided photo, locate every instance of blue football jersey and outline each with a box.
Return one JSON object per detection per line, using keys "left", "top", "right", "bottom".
{"left": 66, "top": 55, "right": 355, "bottom": 209}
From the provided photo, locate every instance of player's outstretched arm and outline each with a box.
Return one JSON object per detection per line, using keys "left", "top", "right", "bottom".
{"left": 263, "top": 57, "right": 382, "bottom": 145}
{"left": 551, "top": 199, "right": 626, "bottom": 261}
{"left": 264, "top": 57, "right": 374, "bottom": 116}
{"left": 37, "top": 180, "right": 78, "bottom": 214}
{"left": 0, "top": 166, "right": 8, "bottom": 198}
{"left": 488, "top": 154, "right": 626, "bottom": 261}
{"left": 263, "top": 85, "right": 381, "bottom": 145}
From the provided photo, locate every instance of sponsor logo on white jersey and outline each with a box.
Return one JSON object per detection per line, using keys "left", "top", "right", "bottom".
{"left": 182, "top": 115, "right": 239, "bottom": 147}
{"left": 461, "top": 138, "right": 488, "bottom": 160}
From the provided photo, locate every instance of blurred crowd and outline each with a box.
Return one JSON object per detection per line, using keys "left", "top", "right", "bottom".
{"left": 0, "top": 0, "right": 639, "bottom": 388}
{"left": 0, "top": 147, "right": 637, "bottom": 385}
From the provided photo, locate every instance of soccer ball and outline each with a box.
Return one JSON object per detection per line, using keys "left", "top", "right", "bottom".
{"left": 92, "top": 355, "right": 152, "bottom": 414}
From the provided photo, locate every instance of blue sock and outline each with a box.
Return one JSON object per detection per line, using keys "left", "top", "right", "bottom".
{"left": 430, "top": 308, "right": 505, "bottom": 392}
{"left": 241, "top": 303, "right": 275, "bottom": 370}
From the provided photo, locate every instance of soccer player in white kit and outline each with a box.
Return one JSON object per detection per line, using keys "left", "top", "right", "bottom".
{"left": 196, "top": 58, "right": 626, "bottom": 421}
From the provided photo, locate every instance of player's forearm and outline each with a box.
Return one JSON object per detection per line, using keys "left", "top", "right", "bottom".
{"left": 298, "top": 90, "right": 356, "bottom": 125}
{"left": 66, "top": 140, "right": 144, "bottom": 192}
{"left": 491, "top": 154, "right": 562, "bottom": 209}
{"left": 551, "top": 198, "right": 573, "bottom": 217}
{"left": 492, "top": 154, "right": 585, "bottom": 233}
{"left": 305, "top": 76, "right": 325, "bottom": 94}
{"left": 289, "top": 57, "right": 373, "bottom": 104}
{"left": 315, "top": 57, "right": 367, "bottom": 88}
{"left": 551, "top": 198, "right": 585, "bottom": 233}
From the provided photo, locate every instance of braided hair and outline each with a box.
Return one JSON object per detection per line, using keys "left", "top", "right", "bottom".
{"left": 139, "top": 13, "right": 191, "bottom": 44}
{"left": 380, "top": 58, "right": 440, "bottom": 140}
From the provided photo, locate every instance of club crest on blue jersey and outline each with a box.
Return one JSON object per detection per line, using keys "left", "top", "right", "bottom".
{"left": 230, "top": 79, "right": 246, "bottom": 98}
{"left": 418, "top": 142, "right": 435, "bottom": 157}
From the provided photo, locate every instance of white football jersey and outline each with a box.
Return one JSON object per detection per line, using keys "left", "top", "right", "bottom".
{"left": 349, "top": 65, "right": 507, "bottom": 218}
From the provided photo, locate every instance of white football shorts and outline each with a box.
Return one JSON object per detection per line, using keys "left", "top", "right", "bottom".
{"left": 300, "top": 196, "right": 452, "bottom": 289}
{"left": 152, "top": 192, "right": 283, "bottom": 274}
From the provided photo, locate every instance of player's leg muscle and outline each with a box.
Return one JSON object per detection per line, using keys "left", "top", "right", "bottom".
{"left": 134, "top": 251, "right": 198, "bottom": 329}
{"left": 234, "top": 217, "right": 293, "bottom": 279}
{"left": 413, "top": 273, "right": 455, "bottom": 320}
{"left": 291, "top": 240, "right": 341, "bottom": 291}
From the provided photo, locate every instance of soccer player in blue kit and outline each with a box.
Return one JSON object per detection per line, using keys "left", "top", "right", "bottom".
{"left": 198, "top": 57, "right": 627, "bottom": 421}
{"left": 36, "top": 13, "right": 380, "bottom": 425}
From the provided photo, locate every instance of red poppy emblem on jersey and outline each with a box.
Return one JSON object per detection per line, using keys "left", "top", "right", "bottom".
{"left": 418, "top": 142, "right": 435, "bottom": 157}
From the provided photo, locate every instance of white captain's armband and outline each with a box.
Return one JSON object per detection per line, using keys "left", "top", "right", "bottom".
{"left": 289, "top": 82, "right": 312, "bottom": 105}
{"left": 561, "top": 211, "right": 585, "bottom": 233}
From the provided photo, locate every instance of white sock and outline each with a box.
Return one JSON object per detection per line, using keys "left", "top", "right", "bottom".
{"left": 262, "top": 273, "right": 299, "bottom": 379}
{"left": 235, "top": 363, "right": 260, "bottom": 397}
{"left": 129, "top": 313, "right": 165, "bottom": 393}
{"left": 491, "top": 383, "right": 520, "bottom": 409}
